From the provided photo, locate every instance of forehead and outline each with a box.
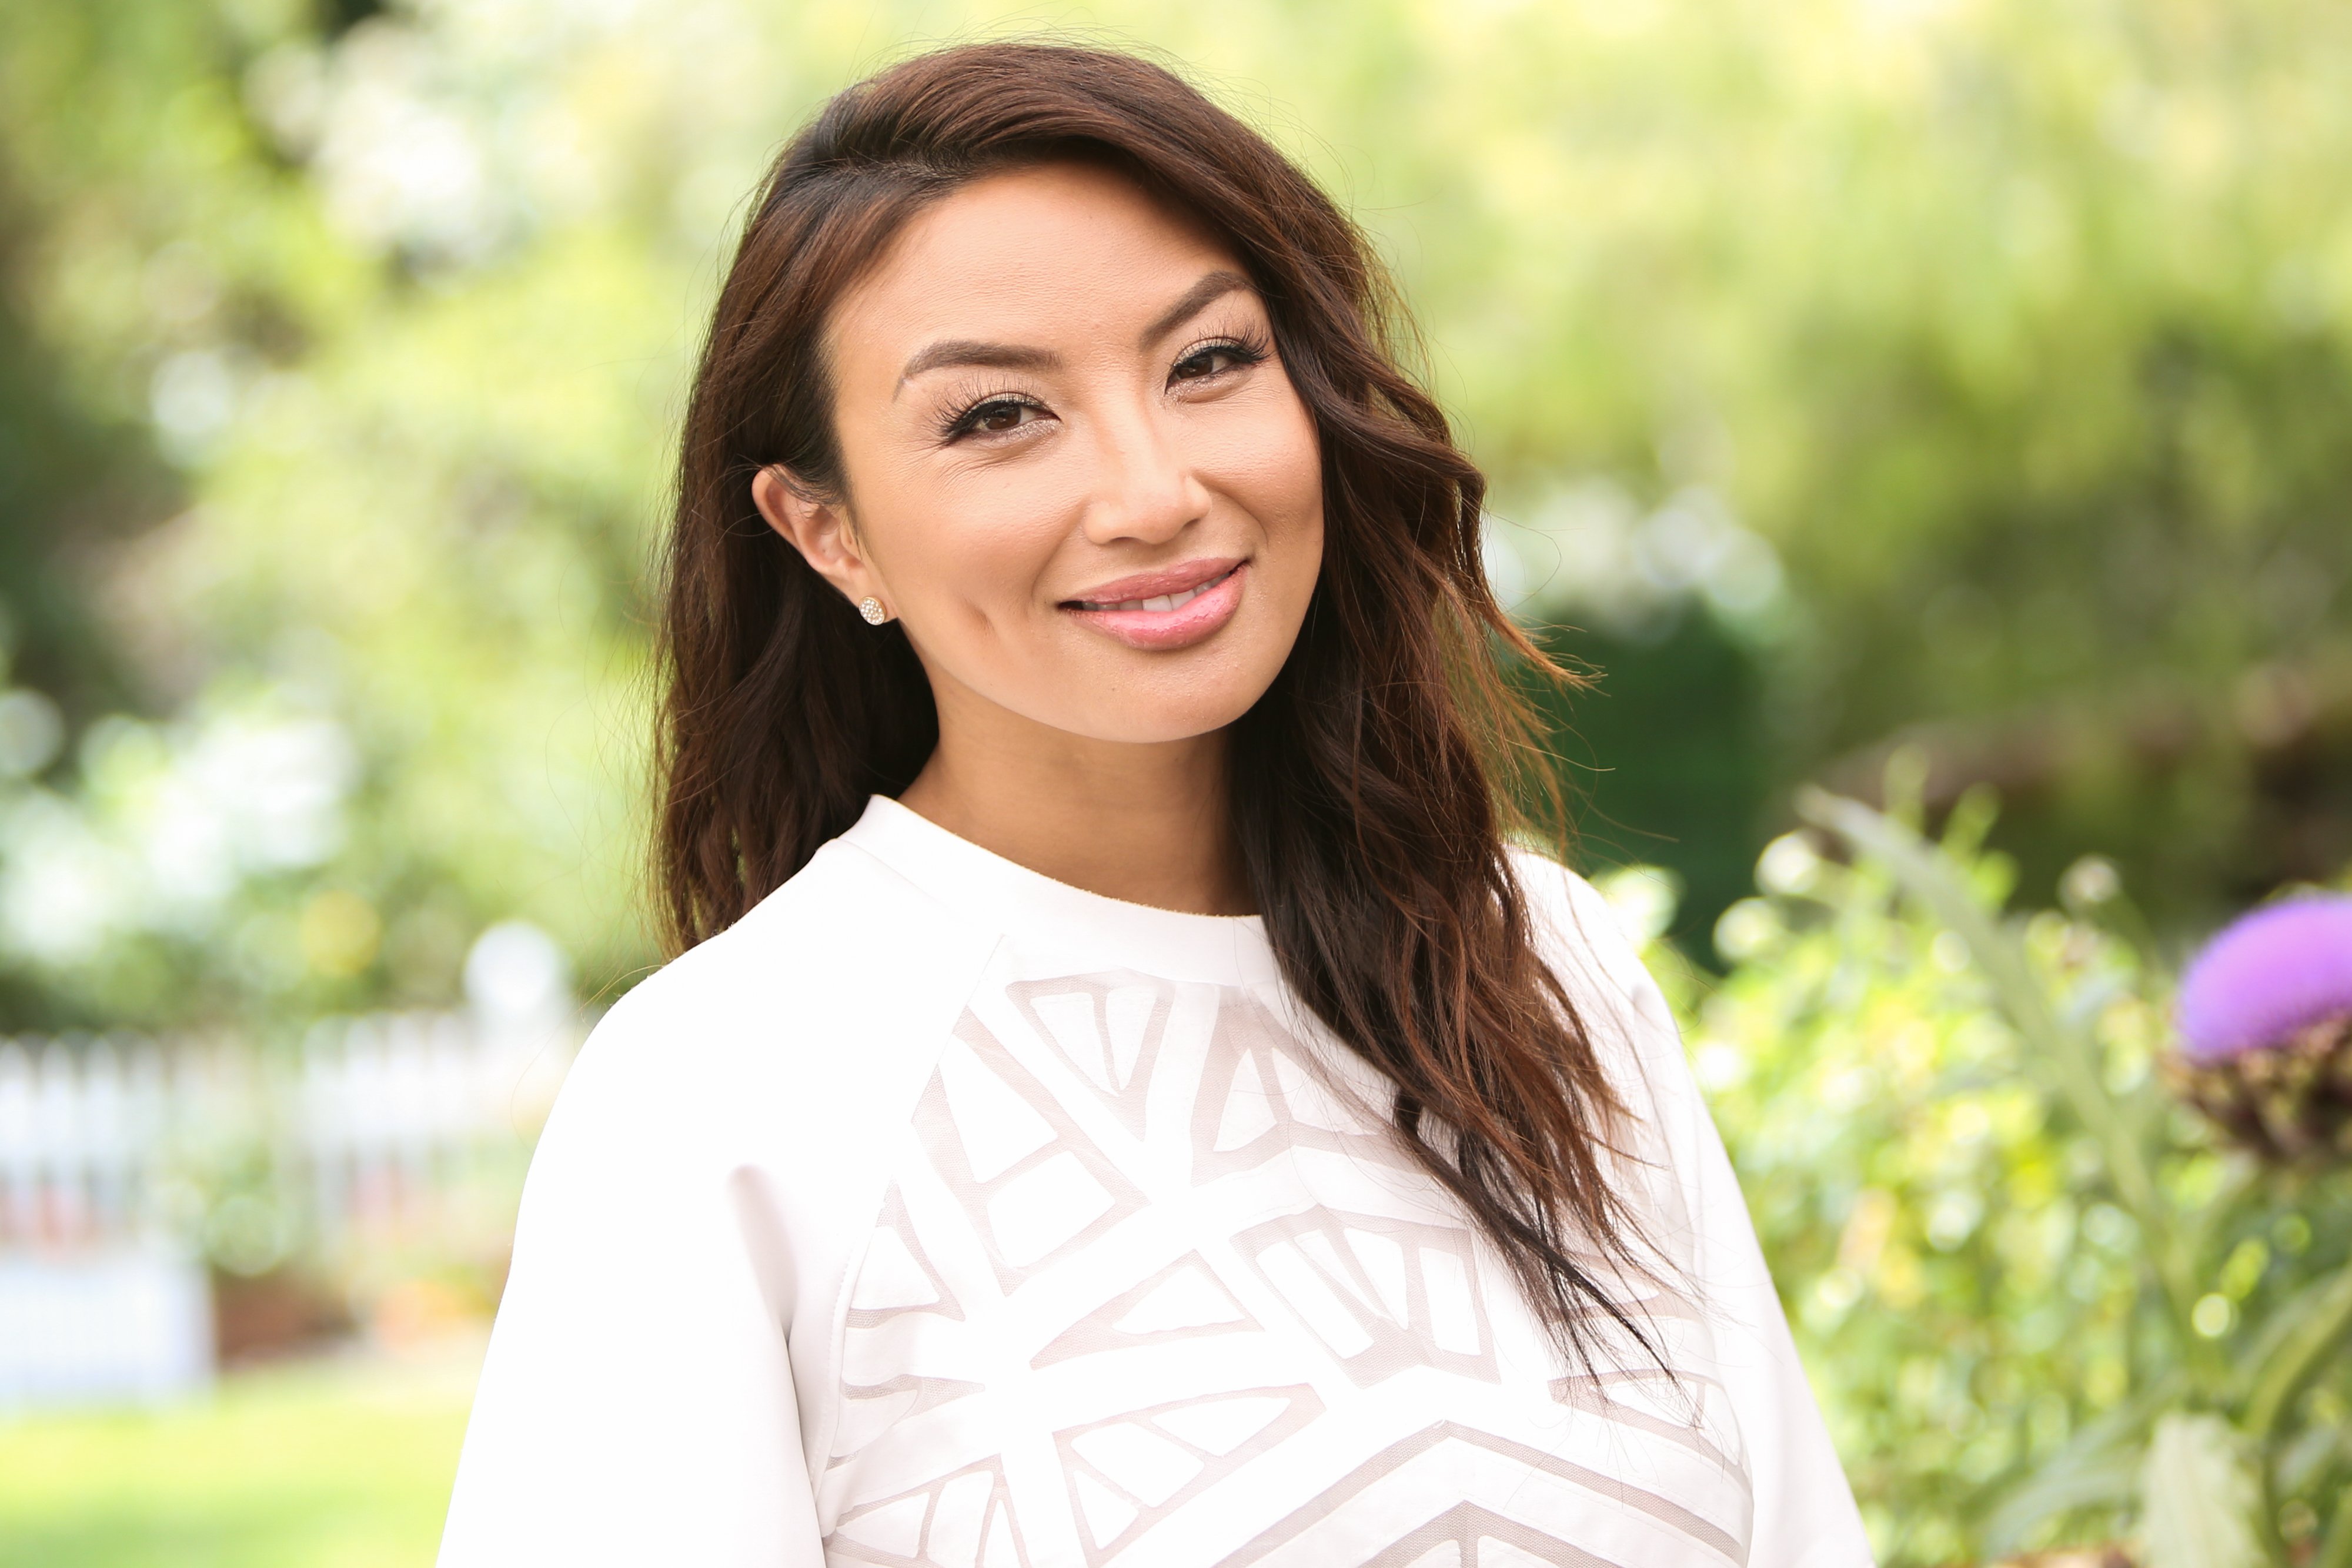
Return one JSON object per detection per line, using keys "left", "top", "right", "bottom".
{"left": 826, "top": 162, "right": 1245, "bottom": 373}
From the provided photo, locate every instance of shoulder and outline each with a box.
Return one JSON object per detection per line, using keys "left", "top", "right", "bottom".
{"left": 1506, "top": 848, "right": 1696, "bottom": 1116}
{"left": 1506, "top": 848, "right": 1658, "bottom": 1019}
{"left": 552, "top": 837, "right": 1000, "bottom": 1144}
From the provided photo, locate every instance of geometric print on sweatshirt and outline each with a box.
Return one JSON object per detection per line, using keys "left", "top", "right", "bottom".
{"left": 818, "top": 952, "right": 1754, "bottom": 1568}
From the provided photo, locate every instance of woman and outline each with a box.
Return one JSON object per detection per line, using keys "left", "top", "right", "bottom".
{"left": 439, "top": 41, "right": 1869, "bottom": 1568}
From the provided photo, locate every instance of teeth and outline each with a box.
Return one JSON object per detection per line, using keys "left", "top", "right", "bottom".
{"left": 1080, "top": 572, "right": 1227, "bottom": 614}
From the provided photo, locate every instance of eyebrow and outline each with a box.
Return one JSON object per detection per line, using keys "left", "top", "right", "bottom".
{"left": 896, "top": 340, "right": 1060, "bottom": 388}
{"left": 892, "top": 269, "right": 1257, "bottom": 394}
{"left": 1138, "top": 269, "right": 1254, "bottom": 346}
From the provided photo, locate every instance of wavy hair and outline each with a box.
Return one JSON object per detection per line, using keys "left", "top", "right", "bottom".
{"left": 657, "top": 41, "right": 1661, "bottom": 1366}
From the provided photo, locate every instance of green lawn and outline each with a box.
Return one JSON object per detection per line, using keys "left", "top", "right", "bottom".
{"left": 0, "top": 1346, "right": 477, "bottom": 1568}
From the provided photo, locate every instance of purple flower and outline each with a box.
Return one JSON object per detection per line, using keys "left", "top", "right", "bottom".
{"left": 2177, "top": 895, "right": 2352, "bottom": 1062}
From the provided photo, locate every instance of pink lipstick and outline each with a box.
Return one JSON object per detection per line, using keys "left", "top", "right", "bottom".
{"left": 1061, "top": 557, "right": 1247, "bottom": 651}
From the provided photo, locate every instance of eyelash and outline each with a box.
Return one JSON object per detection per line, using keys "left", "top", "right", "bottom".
{"left": 1170, "top": 330, "right": 1271, "bottom": 384}
{"left": 935, "top": 330, "right": 1273, "bottom": 443}
{"left": 937, "top": 390, "right": 1045, "bottom": 443}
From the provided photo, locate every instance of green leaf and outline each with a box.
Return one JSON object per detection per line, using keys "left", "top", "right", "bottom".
{"left": 2138, "top": 1414, "right": 2269, "bottom": 1568}
{"left": 2234, "top": 1259, "right": 2352, "bottom": 1441}
{"left": 1796, "top": 788, "right": 2201, "bottom": 1337}
{"left": 1985, "top": 1370, "right": 2187, "bottom": 1553}
{"left": 1984, "top": 1450, "right": 2141, "bottom": 1554}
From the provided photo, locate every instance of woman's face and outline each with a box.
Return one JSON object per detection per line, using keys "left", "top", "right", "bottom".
{"left": 758, "top": 161, "right": 1325, "bottom": 748}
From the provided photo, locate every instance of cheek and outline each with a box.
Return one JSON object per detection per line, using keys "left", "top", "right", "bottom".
{"left": 860, "top": 452, "right": 1075, "bottom": 626}
{"left": 1224, "top": 394, "right": 1325, "bottom": 570}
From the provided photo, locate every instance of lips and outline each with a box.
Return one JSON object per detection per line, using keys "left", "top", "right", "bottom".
{"left": 1071, "top": 571, "right": 1228, "bottom": 614}
{"left": 1060, "top": 558, "right": 1248, "bottom": 651}
{"left": 1063, "top": 557, "right": 1242, "bottom": 611}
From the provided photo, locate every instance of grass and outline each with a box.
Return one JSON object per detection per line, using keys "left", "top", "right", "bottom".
{"left": 0, "top": 1342, "right": 478, "bottom": 1568}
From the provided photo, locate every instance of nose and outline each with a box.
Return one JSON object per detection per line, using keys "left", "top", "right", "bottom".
{"left": 1080, "top": 400, "right": 1208, "bottom": 547}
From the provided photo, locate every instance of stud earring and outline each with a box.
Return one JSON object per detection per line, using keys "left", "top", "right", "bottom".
{"left": 858, "top": 596, "right": 888, "bottom": 626}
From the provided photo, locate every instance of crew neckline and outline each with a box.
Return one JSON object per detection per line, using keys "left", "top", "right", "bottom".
{"left": 837, "top": 794, "right": 1281, "bottom": 988}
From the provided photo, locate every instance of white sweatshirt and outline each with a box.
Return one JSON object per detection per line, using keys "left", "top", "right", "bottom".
{"left": 438, "top": 795, "right": 1871, "bottom": 1568}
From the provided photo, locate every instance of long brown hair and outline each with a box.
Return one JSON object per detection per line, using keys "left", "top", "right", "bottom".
{"left": 659, "top": 41, "right": 1660, "bottom": 1365}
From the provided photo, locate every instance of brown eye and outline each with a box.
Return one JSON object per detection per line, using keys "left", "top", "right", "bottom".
{"left": 1172, "top": 348, "right": 1231, "bottom": 382}
{"left": 946, "top": 394, "right": 1047, "bottom": 440}
{"left": 1171, "top": 339, "right": 1262, "bottom": 385}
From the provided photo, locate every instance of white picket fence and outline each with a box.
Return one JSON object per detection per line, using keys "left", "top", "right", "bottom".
{"left": 0, "top": 1007, "right": 580, "bottom": 1407}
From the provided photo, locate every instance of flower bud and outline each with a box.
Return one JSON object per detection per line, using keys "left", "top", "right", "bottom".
{"left": 2170, "top": 895, "right": 2352, "bottom": 1162}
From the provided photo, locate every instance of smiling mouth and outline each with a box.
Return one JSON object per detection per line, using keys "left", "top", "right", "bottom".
{"left": 1067, "top": 564, "right": 1241, "bottom": 614}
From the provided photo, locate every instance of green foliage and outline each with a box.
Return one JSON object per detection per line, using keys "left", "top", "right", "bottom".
{"left": 3, "top": 0, "right": 2349, "bottom": 1025}
{"left": 2142, "top": 1413, "right": 2268, "bottom": 1568}
{"left": 1665, "top": 787, "right": 2352, "bottom": 1564}
{"left": 1526, "top": 609, "right": 1774, "bottom": 957}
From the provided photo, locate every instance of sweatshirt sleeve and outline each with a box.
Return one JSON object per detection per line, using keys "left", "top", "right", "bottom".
{"left": 436, "top": 979, "right": 826, "bottom": 1567}
{"left": 1528, "top": 858, "right": 1876, "bottom": 1568}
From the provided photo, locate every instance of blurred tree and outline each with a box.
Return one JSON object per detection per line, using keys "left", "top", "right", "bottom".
{"left": 0, "top": 0, "right": 417, "bottom": 1029}
{"left": 1435, "top": 0, "right": 2352, "bottom": 927}
{"left": 0, "top": 0, "right": 2347, "bottom": 1024}
{"left": 1524, "top": 610, "right": 1773, "bottom": 954}
{"left": 0, "top": 201, "right": 172, "bottom": 1027}
{"left": 0, "top": 213, "right": 163, "bottom": 731}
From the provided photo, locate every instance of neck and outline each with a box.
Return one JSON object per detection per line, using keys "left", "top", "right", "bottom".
{"left": 897, "top": 706, "right": 1252, "bottom": 918}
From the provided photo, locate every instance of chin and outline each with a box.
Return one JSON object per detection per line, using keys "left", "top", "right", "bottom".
{"left": 1060, "top": 684, "right": 1271, "bottom": 746}
{"left": 1026, "top": 636, "right": 1286, "bottom": 743}
{"left": 1074, "top": 707, "right": 1261, "bottom": 746}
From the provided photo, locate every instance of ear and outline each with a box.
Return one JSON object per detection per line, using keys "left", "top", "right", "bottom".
{"left": 751, "top": 466, "right": 887, "bottom": 616}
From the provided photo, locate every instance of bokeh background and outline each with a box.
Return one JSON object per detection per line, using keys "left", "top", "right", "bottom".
{"left": 3, "top": 1, "right": 2349, "bottom": 1564}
